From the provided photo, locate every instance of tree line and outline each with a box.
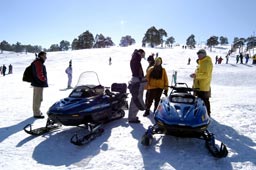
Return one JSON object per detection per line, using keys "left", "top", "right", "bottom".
{"left": 1, "top": 26, "right": 255, "bottom": 53}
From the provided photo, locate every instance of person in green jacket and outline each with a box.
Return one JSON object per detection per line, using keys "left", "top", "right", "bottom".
{"left": 190, "top": 49, "right": 213, "bottom": 117}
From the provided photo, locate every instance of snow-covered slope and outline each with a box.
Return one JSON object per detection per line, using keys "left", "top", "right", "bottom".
{"left": 0, "top": 46, "right": 255, "bottom": 170}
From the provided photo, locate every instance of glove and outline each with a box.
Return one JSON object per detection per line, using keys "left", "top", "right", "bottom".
{"left": 163, "top": 90, "right": 168, "bottom": 97}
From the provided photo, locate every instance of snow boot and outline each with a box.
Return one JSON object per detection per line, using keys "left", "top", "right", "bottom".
{"left": 143, "top": 109, "right": 150, "bottom": 117}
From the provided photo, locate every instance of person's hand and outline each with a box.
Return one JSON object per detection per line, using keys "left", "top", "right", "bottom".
{"left": 190, "top": 73, "right": 195, "bottom": 78}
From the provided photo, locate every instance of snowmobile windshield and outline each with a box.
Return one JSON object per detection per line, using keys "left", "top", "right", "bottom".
{"left": 76, "top": 71, "right": 101, "bottom": 87}
{"left": 69, "top": 71, "right": 104, "bottom": 98}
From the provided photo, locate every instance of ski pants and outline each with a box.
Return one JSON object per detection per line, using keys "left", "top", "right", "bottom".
{"left": 128, "top": 77, "right": 146, "bottom": 121}
{"left": 33, "top": 87, "right": 43, "bottom": 116}
{"left": 145, "top": 88, "right": 163, "bottom": 112}
{"left": 67, "top": 74, "right": 72, "bottom": 88}
{"left": 196, "top": 91, "right": 211, "bottom": 116}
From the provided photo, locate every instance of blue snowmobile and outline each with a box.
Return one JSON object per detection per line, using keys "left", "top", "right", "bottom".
{"left": 141, "top": 83, "right": 228, "bottom": 158}
{"left": 24, "top": 71, "right": 128, "bottom": 145}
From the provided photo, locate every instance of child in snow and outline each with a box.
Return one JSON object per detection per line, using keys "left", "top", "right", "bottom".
{"left": 65, "top": 60, "right": 73, "bottom": 89}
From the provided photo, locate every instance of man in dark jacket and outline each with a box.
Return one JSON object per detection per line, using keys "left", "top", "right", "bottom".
{"left": 128, "top": 49, "right": 146, "bottom": 123}
{"left": 2, "top": 64, "right": 7, "bottom": 76}
{"left": 31, "top": 51, "right": 48, "bottom": 118}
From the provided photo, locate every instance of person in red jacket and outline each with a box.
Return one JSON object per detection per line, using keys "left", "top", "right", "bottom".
{"left": 31, "top": 51, "right": 48, "bottom": 118}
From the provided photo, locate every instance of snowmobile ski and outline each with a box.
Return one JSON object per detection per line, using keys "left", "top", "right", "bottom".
{"left": 70, "top": 124, "right": 104, "bottom": 145}
{"left": 141, "top": 127, "right": 228, "bottom": 158}
{"left": 23, "top": 124, "right": 60, "bottom": 136}
{"left": 203, "top": 130, "right": 228, "bottom": 158}
{"left": 141, "top": 128, "right": 153, "bottom": 146}
{"left": 23, "top": 119, "right": 61, "bottom": 136}
{"left": 70, "top": 110, "right": 124, "bottom": 145}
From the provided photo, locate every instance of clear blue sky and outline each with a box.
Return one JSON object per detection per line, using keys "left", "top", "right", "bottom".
{"left": 1, "top": 0, "right": 255, "bottom": 48}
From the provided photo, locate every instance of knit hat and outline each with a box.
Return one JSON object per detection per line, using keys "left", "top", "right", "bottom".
{"left": 147, "top": 54, "right": 154, "bottom": 62}
{"left": 38, "top": 51, "right": 46, "bottom": 58}
{"left": 197, "top": 49, "right": 206, "bottom": 55}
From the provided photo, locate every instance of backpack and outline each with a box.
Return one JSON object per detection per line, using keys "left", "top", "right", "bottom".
{"left": 22, "top": 64, "right": 33, "bottom": 82}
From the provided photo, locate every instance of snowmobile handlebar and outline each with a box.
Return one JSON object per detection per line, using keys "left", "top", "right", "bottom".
{"left": 168, "top": 82, "right": 188, "bottom": 88}
{"left": 176, "top": 82, "right": 188, "bottom": 87}
{"left": 168, "top": 83, "right": 200, "bottom": 93}
{"left": 167, "top": 83, "right": 195, "bottom": 94}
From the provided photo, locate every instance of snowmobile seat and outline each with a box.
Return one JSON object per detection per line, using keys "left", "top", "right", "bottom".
{"left": 69, "top": 85, "right": 104, "bottom": 98}
{"left": 111, "top": 83, "right": 127, "bottom": 94}
{"left": 94, "top": 85, "right": 104, "bottom": 95}
{"left": 105, "top": 83, "right": 127, "bottom": 99}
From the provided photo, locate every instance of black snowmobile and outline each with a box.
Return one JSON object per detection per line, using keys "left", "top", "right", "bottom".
{"left": 24, "top": 71, "right": 128, "bottom": 145}
{"left": 141, "top": 83, "right": 228, "bottom": 158}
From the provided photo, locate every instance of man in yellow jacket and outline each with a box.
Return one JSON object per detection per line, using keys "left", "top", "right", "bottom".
{"left": 190, "top": 49, "right": 213, "bottom": 117}
{"left": 144, "top": 57, "right": 168, "bottom": 116}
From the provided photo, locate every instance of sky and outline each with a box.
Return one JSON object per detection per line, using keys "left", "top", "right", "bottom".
{"left": 1, "top": 0, "right": 256, "bottom": 48}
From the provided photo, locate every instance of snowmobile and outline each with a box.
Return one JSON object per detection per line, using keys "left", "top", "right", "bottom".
{"left": 24, "top": 71, "right": 128, "bottom": 145}
{"left": 141, "top": 83, "right": 228, "bottom": 158}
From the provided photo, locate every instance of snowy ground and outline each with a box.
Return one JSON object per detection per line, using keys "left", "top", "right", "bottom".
{"left": 0, "top": 45, "right": 255, "bottom": 170}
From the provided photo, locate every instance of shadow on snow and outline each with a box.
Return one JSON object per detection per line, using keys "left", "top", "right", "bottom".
{"left": 28, "top": 119, "right": 129, "bottom": 167}
{"left": 0, "top": 117, "right": 35, "bottom": 143}
{"left": 130, "top": 116, "right": 255, "bottom": 170}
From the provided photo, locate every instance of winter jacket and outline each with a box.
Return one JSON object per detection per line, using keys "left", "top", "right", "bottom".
{"left": 65, "top": 66, "right": 72, "bottom": 76}
{"left": 31, "top": 58, "right": 48, "bottom": 87}
{"left": 130, "top": 52, "right": 144, "bottom": 79}
{"left": 146, "top": 67, "right": 168, "bottom": 91}
{"left": 194, "top": 56, "right": 212, "bottom": 91}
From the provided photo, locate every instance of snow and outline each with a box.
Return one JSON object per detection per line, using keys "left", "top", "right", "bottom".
{"left": 0, "top": 46, "right": 255, "bottom": 170}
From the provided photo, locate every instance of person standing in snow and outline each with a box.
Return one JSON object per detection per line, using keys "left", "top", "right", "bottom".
{"left": 218, "top": 56, "right": 223, "bottom": 64}
{"left": 187, "top": 57, "right": 191, "bottom": 65}
{"left": 144, "top": 53, "right": 155, "bottom": 110}
{"left": 8, "top": 64, "right": 13, "bottom": 74}
{"left": 236, "top": 55, "right": 239, "bottom": 64}
{"left": 31, "top": 51, "right": 48, "bottom": 118}
{"left": 2, "top": 64, "right": 7, "bottom": 76}
{"left": 109, "top": 57, "right": 112, "bottom": 65}
{"left": 128, "top": 49, "right": 146, "bottom": 123}
{"left": 190, "top": 49, "right": 213, "bottom": 117}
{"left": 65, "top": 60, "right": 73, "bottom": 89}
{"left": 215, "top": 56, "right": 218, "bottom": 64}
{"left": 239, "top": 53, "right": 244, "bottom": 64}
{"left": 225, "top": 55, "right": 229, "bottom": 64}
{"left": 144, "top": 57, "right": 168, "bottom": 117}
{"left": 245, "top": 54, "right": 250, "bottom": 64}
{"left": 146, "top": 53, "right": 155, "bottom": 70}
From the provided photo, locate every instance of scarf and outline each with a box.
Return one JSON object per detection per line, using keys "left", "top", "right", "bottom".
{"left": 150, "top": 65, "right": 163, "bottom": 79}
